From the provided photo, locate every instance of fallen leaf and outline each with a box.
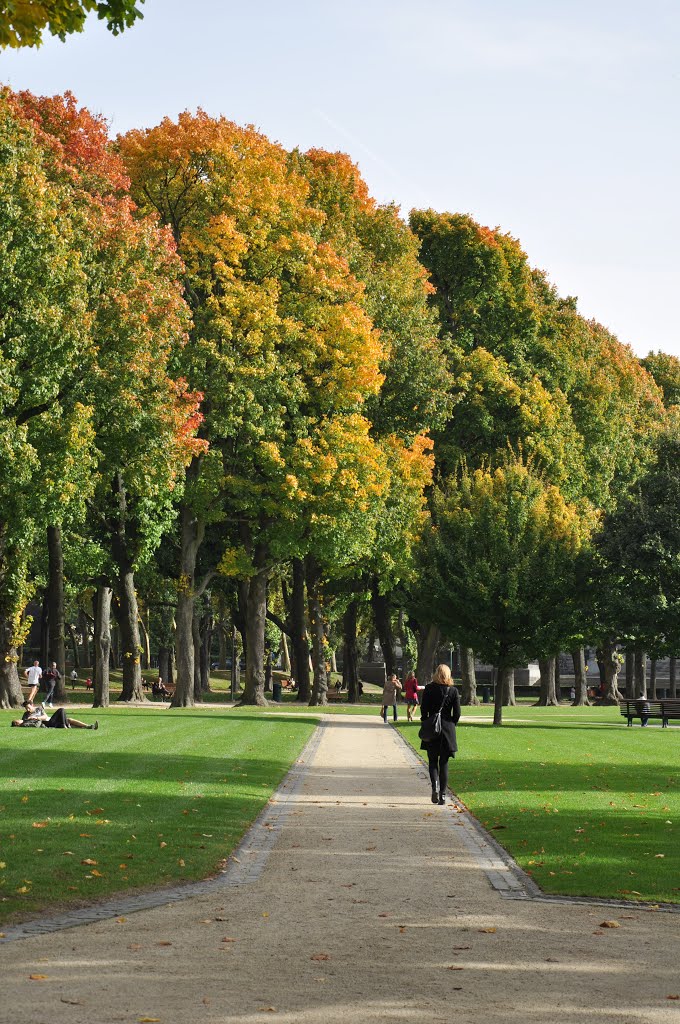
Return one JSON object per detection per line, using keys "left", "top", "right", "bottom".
{"left": 60, "top": 998, "right": 83, "bottom": 1005}
{"left": 29, "top": 974, "right": 48, "bottom": 981}
{"left": 81, "top": 858, "right": 97, "bottom": 866}
{"left": 137, "top": 1018, "right": 161, "bottom": 1023}
{"left": 32, "top": 821, "right": 49, "bottom": 828}
{"left": 257, "top": 1009, "right": 277, "bottom": 1013}
{"left": 599, "top": 921, "right": 620, "bottom": 928}
{"left": 311, "top": 953, "right": 330, "bottom": 961}
{"left": 90, "top": 869, "right": 103, "bottom": 877}
{"left": 157, "top": 941, "right": 172, "bottom": 947}
{"left": 221, "top": 937, "right": 237, "bottom": 943}
{"left": 116, "top": 917, "right": 127, "bottom": 924}
{"left": 159, "top": 842, "right": 167, "bottom": 848}
{"left": 667, "top": 995, "right": 680, "bottom": 1000}
{"left": 447, "top": 966, "right": 464, "bottom": 970}
{"left": 478, "top": 927, "right": 497, "bottom": 934}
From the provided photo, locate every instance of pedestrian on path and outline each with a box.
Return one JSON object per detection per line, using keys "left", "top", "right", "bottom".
{"left": 42, "top": 661, "right": 61, "bottom": 707}
{"left": 403, "top": 670, "right": 420, "bottom": 722}
{"left": 23, "top": 659, "right": 42, "bottom": 703}
{"left": 420, "top": 663, "right": 460, "bottom": 805}
{"left": 381, "top": 673, "right": 402, "bottom": 722}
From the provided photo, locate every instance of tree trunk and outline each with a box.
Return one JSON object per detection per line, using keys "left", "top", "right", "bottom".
{"left": 200, "top": 608, "right": 212, "bottom": 693}
{"left": 343, "top": 598, "right": 361, "bottom": 702}
{"left": 67, "top": 622, "right": 79, "bottom": 669}
{"left": 536, "top": 656, "right": 559, "bottom": 706}
{"left": 92, "top": 584, "right": 112, "bottom": 708}
{"left": 0, "top": 614, "right": 22, "bottom": 709}
{"left": 280, "top": 631, "right": 291, "bottom": 675}
{"left": 291, "top": 557, "right": 310, "bottom": 703}
{"left": 192, "top": 609, "right": 202, "bottom": 702}
{"left": 554, "top": 655, "right": 561, "bottom": 701}
{"left": 47, "top": 524, "right": 67, "bottom": 702}
{"left": 459, "top": 647, "right": 479, "bottom": 705}
{"left": 371, "top": 578, "right": 397, "bottom": 677}
{"left": 78, "top": 608, "right": 91, "bottom": 669}
{"left": 138, "top": 607, "right": 151, "bottom": 670}
{"left": 171, "top": 495, "right": 205, "bottom": 708}
{"left": 625, "top": 650, "right": 635, "bottom": 699}
{"left": 416, "top": 623, "right": 440, "bottom": 686}
{"left": 217, "top": 622, "right": 228, "bottom": 670}
{"left": 634, "top": 648, "right": 647, "bottom": 698}
{"left": 601, "top": 639, "right": 622, "bottom": 703}
{"left": 265, "top": 649, "right": 273, "bottom": 693}
{"left": 113, "top": 567, "right": 144, "bottom": 701}
{"left": 492, "top": 652, "right": 510, "bottom": 726}
{"left": 240, "top": 558, "right": 269, "bottom": 706}
{"left": 306, "top": 555, "right": 328, "bottom": 706}
{"left": 501, "top": 665, "right": 516, "bottom": 706}
{"left": 650, "top": 658, "right": 657, "bottom": 699}
{"left": 158, "top": 646, "right": 171, "bottom": 687}
{"left": 571, "top": 648, "right": 589, "bottom": 706}
{"left": 670, "top": 655, "right": 677, "bottom": 699}
{"left": 39, "top": 593, "right": 49, "bottom": 670}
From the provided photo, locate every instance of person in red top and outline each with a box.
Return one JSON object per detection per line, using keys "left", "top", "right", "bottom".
{"left": 404, "top": 670, "right": 420, "bottom": 722}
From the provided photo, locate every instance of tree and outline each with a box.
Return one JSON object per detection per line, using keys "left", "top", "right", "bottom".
{"left": 593, "top": 425, "right": 680, "bottom": 672}
{"left": 0, "top": 95, "right": 96, "bottom": 708}
{"left": 417, "top": 457, "right": 592, "bottom": 725}
{"left": 0, "top": 1, "right": 144, "bottom": 48}
{"left": 119, "top": 112, "right": 388, "bottom": 706}
{"left": 11, "top": 90, "right": 200, "bottom": 703}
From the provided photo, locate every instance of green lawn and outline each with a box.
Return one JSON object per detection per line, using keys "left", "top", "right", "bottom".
{"left": 0, "top": 708, "right": 316, "bottom": 926}
{"left": 398, "top": 705, "right": 680, "bottom": 905}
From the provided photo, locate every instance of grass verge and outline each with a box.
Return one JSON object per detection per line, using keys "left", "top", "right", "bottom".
{"left": 0, "top": 708, "right": 316, "bottom": 926}
{"left": 397, "top": 705, "right": 679, "bottom": 905}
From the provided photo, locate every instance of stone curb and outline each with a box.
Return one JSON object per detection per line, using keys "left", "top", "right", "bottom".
{"left": 0, "top": 721, "right": 326, "bottom": 944}
{"left": 390, "top": 723, "right": 680, "bottom": 915}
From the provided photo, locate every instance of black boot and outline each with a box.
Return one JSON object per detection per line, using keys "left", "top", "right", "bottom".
{"left": 431, "top": 787, "right": 438, "bottom": 803}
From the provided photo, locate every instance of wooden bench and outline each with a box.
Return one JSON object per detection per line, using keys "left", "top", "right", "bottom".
{"left": 326, "top": 689, "right": 348, "bottom": 703}
{"left": 621, "top": 699, "right": 680, "bottom": 728}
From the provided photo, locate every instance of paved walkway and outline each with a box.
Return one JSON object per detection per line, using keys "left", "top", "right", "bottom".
{"left": 1, "top": 716, "right": 678, "bottom": 1023}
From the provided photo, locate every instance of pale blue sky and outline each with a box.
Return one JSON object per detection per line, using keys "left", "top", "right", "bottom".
{"left": 2, "top": 0, "right": 678, "bottom": 356}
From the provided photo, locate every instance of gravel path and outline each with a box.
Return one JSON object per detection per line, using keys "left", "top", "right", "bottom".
{"left": 1, "top": 714, "right": 678, "bottom": 1023}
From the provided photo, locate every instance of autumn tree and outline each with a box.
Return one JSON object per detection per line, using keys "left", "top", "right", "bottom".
{"left": 0, "top": 90, "right": 198, "bottom": 706}
{"left": 119, "top": 112, "right": 392, "bottom": 706}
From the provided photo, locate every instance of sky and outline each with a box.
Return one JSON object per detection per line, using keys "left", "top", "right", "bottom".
{"left": 1, "top": 0, "right": 678, "bottom": 356}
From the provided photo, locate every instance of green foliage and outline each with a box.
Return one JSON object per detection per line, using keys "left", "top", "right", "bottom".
{"left": 593, "top": 426, "right": 680, "bottom": 654}
{"left": 417, "top": 456, "right": 592, "bottom": 668}
{"left": 0, "top": 0, "right": 144, "bottom": 48}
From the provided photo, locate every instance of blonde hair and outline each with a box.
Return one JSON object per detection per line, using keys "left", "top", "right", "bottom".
{"left": 433, "top": 663, "right": 453, "bottom": 686}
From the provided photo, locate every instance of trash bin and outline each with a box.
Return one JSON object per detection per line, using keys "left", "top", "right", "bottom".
{"left": 482, "top": 685, "right": 490, "bottom": 704}
{"left": 272, "top": 682, "right": 282, "bottom": 702}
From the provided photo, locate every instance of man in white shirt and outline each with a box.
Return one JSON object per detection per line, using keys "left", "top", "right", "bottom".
{"left": 24, "top": 660, "right": 42, "bottom": 703}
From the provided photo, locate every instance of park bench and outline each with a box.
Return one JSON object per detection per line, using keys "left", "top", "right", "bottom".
{"left": 326, "top": 689, "right": 348, "bottom": 703}
{"left": 620, "top": 698, "right": 680, "bottom": 728}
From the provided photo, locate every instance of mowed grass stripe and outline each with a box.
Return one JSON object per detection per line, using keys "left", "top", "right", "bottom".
{"left": 0, "top": 709, "right": 317, "bottom": 925}
{"left": 397, "top": 707, "right": 679, "bottom": 905}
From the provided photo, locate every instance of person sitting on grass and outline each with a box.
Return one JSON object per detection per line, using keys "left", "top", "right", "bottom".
{"left": 11, "top": 701, "right": 99, "bottom": 729}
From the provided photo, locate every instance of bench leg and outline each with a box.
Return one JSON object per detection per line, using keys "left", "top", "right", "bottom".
{"left": 627, "top": 718, "right": 632, "bottom": 727}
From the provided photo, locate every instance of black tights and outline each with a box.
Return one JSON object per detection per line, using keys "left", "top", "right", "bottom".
{"left": 427, "top": 750, "right": 450, "bottom": 794}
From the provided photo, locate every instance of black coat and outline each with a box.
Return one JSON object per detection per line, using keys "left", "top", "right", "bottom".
{"left": 420, "top": 682, "right": 461, "bottom": 757}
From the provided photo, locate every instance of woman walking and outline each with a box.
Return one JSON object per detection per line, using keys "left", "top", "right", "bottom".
{"left": 420, "top": 664, "right": 460, "bottom": 804}
{"left": 403, "top": 669, "right": 420, "bottom": 722}
{"left": 380, "top": 673, "right": 402, "bottom": 722}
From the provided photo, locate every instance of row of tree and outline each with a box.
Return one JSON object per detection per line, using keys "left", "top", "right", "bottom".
{"left": 0, "top": 87, "right": 678, "bottom": 722}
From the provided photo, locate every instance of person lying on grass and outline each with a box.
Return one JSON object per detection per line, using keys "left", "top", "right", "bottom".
{"left": 10, "top": 701, "right": 99, "bottom": 730}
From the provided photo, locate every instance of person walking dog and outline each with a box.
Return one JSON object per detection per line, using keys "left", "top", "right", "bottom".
{"left": 419, "top": 664, "right": 461, "bottom": 804}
